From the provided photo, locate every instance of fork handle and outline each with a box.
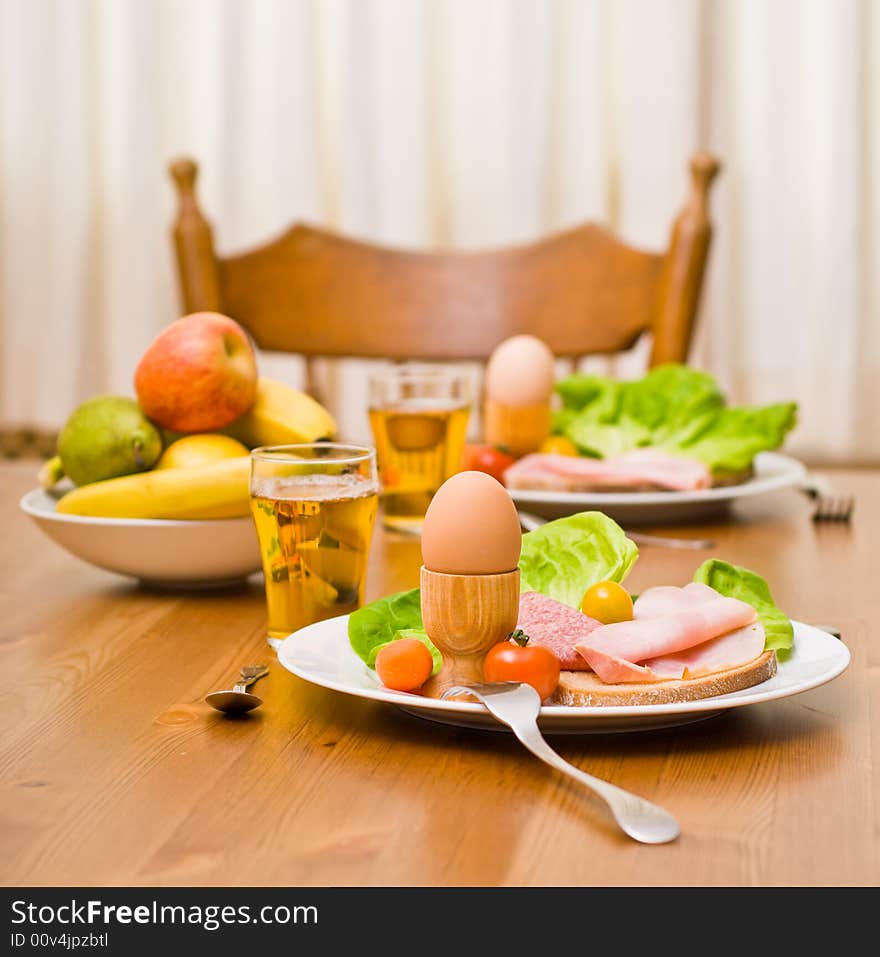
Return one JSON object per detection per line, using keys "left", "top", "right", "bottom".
{"left": 511, "top": 722, "right": 680, "bottom": 844}
{"left": 627, "top": 532, "right": 714, "bottom": 550}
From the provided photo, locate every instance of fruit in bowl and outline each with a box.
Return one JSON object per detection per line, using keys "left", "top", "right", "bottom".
{"left": 42, "top": 396, "right": 163, "bottom": 488}
{"left": 156, "top": 434, "right": 250, "bottom": 470}
{"left": 55, "top": 455, "right": 252, "bottom": 519}
{"left": 135, "top": 312, "right": 258, "bottom": 432}
{"left": 24, "top": 310, "right": 340, "bottom": 585}
{"left": 224, "top": 377, "right": 337, "bottom": 447}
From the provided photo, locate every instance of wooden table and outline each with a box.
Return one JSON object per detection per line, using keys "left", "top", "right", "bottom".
{"left": 1, "top": 460, "right": 876, "bottom": 886}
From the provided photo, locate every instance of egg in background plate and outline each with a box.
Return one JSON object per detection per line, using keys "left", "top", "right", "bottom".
{"left": 421, "top": 471, "right": 521, "bottom": 575}
{"left": 484, "top": 335, "right": 555, "bottom": 456}
{"left": 484, "top": 334, "right": 555, "bottom": 406}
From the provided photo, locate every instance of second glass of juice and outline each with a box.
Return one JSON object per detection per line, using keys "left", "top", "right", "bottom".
{"left": 250, "top": 444, "right": 378, "bottom": 640}
{"left": 368, "top": 368, "right": 470, "bottom": 532}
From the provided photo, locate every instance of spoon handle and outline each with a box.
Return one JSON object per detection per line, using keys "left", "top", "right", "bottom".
{"left": 233, "top": 666, "right": 269, "bottom": 694}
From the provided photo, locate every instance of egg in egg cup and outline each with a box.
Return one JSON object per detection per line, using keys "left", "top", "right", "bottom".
{"left": 419, "top": 470, "right": 523, "bottom": 697}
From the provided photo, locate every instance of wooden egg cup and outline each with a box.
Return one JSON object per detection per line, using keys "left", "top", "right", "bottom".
{"left": 420, "top": 566, "right": 520, "bottom": 698}
{"left": 484, "top": 398, "right": 551, "bottom": 457}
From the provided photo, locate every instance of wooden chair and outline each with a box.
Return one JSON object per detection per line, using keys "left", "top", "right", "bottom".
{"left": 169, "top": 154, "right": 720, "bottom": 374}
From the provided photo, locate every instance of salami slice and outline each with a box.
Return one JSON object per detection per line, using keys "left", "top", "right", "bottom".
{"left": 516, "top": 591, "right": 602, "bottom": 670}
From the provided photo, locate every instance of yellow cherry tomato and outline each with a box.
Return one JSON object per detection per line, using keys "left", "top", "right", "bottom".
{"left": 581, "top": 580, "right": 634, "bottom": 624}
{"left": 539, "top": 435, "right": 578, "bottom": 456}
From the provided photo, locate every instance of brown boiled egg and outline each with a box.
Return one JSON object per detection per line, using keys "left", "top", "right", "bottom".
{"left": 421, "top": 471, "right": 522, "bottom": 575}
{"left": 484, "top": 334, "right": 555, "bottom": 406}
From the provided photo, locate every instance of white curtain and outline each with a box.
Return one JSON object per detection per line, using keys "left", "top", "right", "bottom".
{"left": 1, "top": 0, "right": 877, "bottom": 462}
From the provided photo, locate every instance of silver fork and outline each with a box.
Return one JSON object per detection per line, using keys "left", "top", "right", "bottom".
{"left": 800, "top": 475, "right": 854, "bottom": 523}
{"left": 517, "top": 510, "right": 715, "bottom": 550}
{"left": 442, "top": 682, "right": 680, "bottom": 845}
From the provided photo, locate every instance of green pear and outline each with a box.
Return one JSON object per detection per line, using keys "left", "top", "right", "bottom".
{"left": 57, "top": 396, "right": 163, "bottom": 486}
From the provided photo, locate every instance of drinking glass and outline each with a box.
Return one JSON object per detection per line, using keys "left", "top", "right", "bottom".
{"left": 368, "top": 367, "right": 470, "bottom": 532}
{"left": 250, "top": 444, "right": 378, "bottom": 639}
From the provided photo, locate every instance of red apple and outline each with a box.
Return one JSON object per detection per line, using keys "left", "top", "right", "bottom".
{"left": 134, "top": 312, "right": 258, "bottom": 432}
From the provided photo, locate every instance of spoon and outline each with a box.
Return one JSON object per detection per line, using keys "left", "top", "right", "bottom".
{"left": 205, "top": 664, "right": 269, "bottom": 714}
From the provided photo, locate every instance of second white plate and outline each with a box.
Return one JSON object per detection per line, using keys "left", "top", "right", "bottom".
{"left": 507, "top": 451, "right": 807, "bottom": 525}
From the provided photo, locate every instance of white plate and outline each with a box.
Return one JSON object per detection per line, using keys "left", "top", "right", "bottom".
{"left": 20, "top": 488, "right": 262, "bottom": 587}
{"left": 276, "top": 614, "right": 849, "bottom": 734}
{"left": 508, "top": 451, "right": 807, "bottom": 525}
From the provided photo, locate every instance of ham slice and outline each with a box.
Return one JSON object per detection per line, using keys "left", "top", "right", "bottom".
{"left": 503, "top": 448, "right": 711, "bottom": 493}
{"left": 631, "top": 581, "right": 720, "bottom": 617}
{"left": 574, "top": 585, "right": 761, "bottom": 683}
{"left": 633, "top": 583, "right": 765, "bottom": 679}
{"left": 644, "top": 623, "right": 765, "bottom": 679}
{"left": 516, "top": 591, "right": 601, "bottom": 670}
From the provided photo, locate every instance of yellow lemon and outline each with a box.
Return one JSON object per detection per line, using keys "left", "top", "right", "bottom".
{"left": 157, "top": 434, "right": 250, "bottom": 470}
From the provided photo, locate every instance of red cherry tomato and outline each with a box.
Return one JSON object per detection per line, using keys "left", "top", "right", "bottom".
{"left": 380, "top": 464, "right": 402, "bottom": 487}
{"left": 460, "top": 444, "right": 517, "bottom": 483}
{"left": 483, "top": 635, "right": 561, "bottom": 701}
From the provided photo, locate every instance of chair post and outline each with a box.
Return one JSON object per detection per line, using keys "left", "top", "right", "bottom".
{"left": 169, "top": 157, "right": 222, "bottom": 314}
{"left": 649, "top": 152, "right": 720, "bottom": 366}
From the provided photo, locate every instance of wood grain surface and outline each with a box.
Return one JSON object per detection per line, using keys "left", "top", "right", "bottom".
{"left": 0, "top": 460, "right": 876, "bottom": 886}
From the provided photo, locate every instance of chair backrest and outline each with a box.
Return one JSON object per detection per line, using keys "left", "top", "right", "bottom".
{"left": 169, "top": 154, "right": 719, "bottom": 366}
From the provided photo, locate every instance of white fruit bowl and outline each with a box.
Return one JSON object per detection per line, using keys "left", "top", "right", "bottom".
{"left": 20, "top": 488, "right": 262, "bottom": 587}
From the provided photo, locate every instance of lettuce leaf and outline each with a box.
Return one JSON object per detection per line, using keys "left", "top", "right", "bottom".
{"left": 348, "top": 588, "right": 423, "bottom": 666}
{"left": 660, "top": 403, "right": 798, "bottom": 475}
{"left": 518, "top": 511, "right": 639, "bottom": 608}
{"left": 620, "top": 365, "right": 722, "bottom": 436}
{"left": 564, "top": 418, "right": 644, "bottom": 458}
{"left": 693, "top": 559, "right": 794, "bottom": 656}
{"left": 555, "top": 373, "right": 615, "bottom": 411}
{"left": 554, "top": 363, "right": 796, "bottom": 475}
{"left": 551, "top": 406, "right": 580, "bottom": 437}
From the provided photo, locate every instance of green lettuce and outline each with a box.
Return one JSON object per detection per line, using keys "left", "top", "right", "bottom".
{"left": 518, "top": 511, "right": 639, "bottom": 608}
{"left": 555, "top": 373, "right": 615, "bottom": 411}
{"left": 554, "top": 363, "right": 796, "bottom": 475}
{"left": 623, "top": 364, "right": 724, "bottom": 436}
{"left": 660, "top": 403, "right": 798, "bottom": 475}
{"left": 349, "top": 512, "right": 639, "bottom": 667}
{"left": 558, "top": 365, "right": 723, "bottom": 457}
{"left": 348, "top": 588, "right": 423, "bottom": 666}
{"left": 564, "top": 420, "right": 635, "bottom": 458}
{"left": 694, "top": 559, "right": 794, "bottom": 656}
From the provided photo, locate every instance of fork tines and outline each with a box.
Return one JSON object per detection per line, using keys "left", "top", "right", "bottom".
{"left": 812, "top": 495, "right": 855, "bottom": 523}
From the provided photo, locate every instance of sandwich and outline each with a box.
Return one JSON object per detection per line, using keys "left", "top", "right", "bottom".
{"left": 518, "top": 580, "right": 781, "bottom": 707}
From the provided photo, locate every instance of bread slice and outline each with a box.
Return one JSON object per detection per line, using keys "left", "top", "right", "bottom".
{"left": 551, "top": 650, "right": 776, "bottom": 707}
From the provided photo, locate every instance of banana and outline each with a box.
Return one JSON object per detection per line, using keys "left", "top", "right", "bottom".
{"left": 225, "top": 377, "right": 336, "bottom": 448}
{"left": 39, "top": 455, "right": 65, "bottom": 489}
{"left": 55, "top": 456, "right": 252, "bottom": 520}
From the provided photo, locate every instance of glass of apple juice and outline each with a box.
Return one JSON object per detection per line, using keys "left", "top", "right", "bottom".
{"left": 250, "top": 444, "right": 379, "bottom": 640}
{"left": 368, "top": 368, "right": 471, "bottom": 533}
